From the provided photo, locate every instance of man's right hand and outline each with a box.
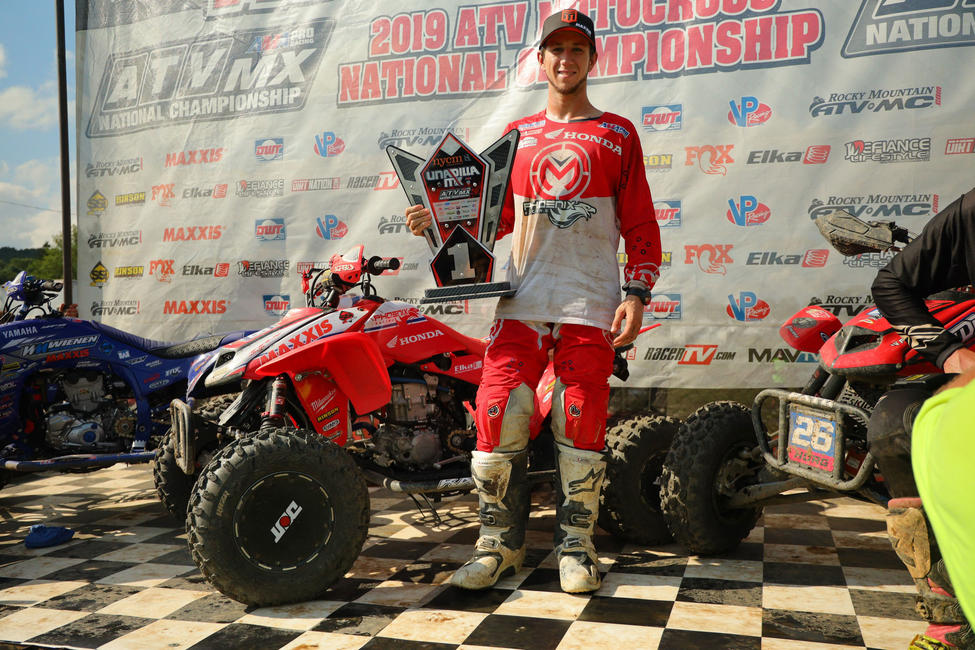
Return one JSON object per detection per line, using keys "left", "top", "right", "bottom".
{"left": 405, "top": 204, "right": 432, "bottom": 236}
{"left": 943, "top": 347, "right": 975, "bottom": 374}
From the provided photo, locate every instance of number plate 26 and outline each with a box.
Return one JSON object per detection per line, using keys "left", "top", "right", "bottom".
{"left": 787, "top": 408, "right": 837, "bottom": 473}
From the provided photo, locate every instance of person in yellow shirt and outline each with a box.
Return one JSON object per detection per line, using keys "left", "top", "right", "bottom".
{"left": 887, "top": 367, "right": 975, "bottom": 649}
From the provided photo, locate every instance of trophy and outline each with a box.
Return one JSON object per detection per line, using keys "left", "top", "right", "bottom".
{"left": 386, "top": 129, "right": 519, "bottom": 303}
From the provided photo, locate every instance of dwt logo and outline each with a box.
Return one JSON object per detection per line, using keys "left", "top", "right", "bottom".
{"left": 653, "top": 200, "right": 682, "bottom": 228}
{"left": 685, "top": 145, "right": 734, "bottom": 175}
{"left": 647, "top": 293, "right": 682, "bottom": 320}
{"left": 314, "top": 131, "right": 345, "bottom": 157}
{"left": 256, "top": 218, "right": 286, "bottom": 241}
{"left": 685, "top": 244, "right": 734, "bottom": 275}
{"left": 727, "top": 196, "right": 771, "bottom": 226}
{"left": 255, "top": 138, "right": 284, "bottom": 161}
{"left": 263, "top": 294, "right": 291, "bottom": 315}
{"left": 315, "top": 215, "right": 348, "bottom": 239}
{"left": 149, "top": 259, "right": 175, "bottom": 283}
{"left": 727, "top": 292, "right": 771, "bottom": 321}
{"left": 641, "top": 105, "right": 682, "bottom": 132}
{"left": 728, "top": 97, "right": 772, "bottom": 127}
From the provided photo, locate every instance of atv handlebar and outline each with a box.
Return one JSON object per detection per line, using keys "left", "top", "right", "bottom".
{"left": 366, "top": 256, "right": 400, "bottom": 274}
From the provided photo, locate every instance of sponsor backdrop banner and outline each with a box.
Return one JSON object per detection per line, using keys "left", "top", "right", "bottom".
{"left": 76, "top": 0, "right": 975, "bottom": 388}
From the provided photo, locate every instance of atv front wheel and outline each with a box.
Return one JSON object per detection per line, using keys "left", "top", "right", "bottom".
{"left": 599, "top": 414, "right": 677, "bottom": 545}
{"left": 660, "top": 401, "right": 763, "bottom": 555}
{"left": 152, "top": 394, "right": 238, "bottom": 520}
{"left": 187, "top": 428, "right": 369, "bottom": 606}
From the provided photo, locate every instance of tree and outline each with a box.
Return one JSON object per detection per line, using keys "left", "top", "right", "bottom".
{"left": 26, "top": 227, "right": 77, "bottom": 280}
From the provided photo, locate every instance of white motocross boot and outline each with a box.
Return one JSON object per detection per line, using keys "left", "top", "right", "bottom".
{"left": 450, "top": 449, "right": 529, "bottom": 590}
{"left": 554, "top": 444, "right": 606, "bottom": 593}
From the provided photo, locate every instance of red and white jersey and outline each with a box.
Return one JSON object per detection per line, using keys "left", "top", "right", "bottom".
{"left": 494, "top": 110, "right": 661, "bottom": 329}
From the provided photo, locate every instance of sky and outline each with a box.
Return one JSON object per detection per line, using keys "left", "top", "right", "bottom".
{"left": 0, "top": 1, "right": 76, "bottom": 249}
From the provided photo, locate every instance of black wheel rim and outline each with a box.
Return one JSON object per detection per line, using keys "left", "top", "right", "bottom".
{"left": 711, "top": 440, "right": 760, "bottom": 526}
{"left": 640, "top": 452, "right": 666, "bottom": 513}
{"left": 233, "top": 471, "right": 334, "bottom": 571}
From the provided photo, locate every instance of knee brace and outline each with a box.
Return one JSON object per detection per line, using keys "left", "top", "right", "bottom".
{"left": 476, "top": 382, "right": 536, "bottom": 452}
{"left": 551, "top": 378, "right": 608, "bottom": 450}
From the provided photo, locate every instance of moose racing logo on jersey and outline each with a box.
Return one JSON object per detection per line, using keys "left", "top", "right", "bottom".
{"left": 524, "top": 141, "right": 596, "bottom": 229}
{"left": 842, "top": 0, "right": 975, "bottom": 58}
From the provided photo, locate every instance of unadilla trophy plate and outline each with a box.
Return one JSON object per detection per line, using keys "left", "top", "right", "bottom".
{"left": 386, "top": 129, "right": 518, "bottom": 303}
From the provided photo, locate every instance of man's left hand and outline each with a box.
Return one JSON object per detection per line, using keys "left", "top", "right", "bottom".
{"left": 611, "top": 295, "right": 644, "bottom": 347}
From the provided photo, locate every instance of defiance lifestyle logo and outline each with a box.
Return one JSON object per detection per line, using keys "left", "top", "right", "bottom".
{"left": 844, "top": 137, "right": 932, "bottom": 163}
{"left": 86, "top": 19, "right": 333, "bottom": 137}
{"left": 842, "top": 0, "right": 975, "bottom": 58}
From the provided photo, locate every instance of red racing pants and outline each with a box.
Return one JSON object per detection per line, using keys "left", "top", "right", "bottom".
{"left": 475, "top": 319, "right": 614, "bottom": 453}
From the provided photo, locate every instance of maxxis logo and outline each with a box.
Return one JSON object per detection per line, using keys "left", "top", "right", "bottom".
{"left": 529, "top": 142, "right": 591, "bottom": 200}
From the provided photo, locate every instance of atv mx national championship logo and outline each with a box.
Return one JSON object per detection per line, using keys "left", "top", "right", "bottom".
{"left": 843, "top": 0, "right": 975, "bottom": 57}
{"left": 86, "top": 19, "right": 333, "bottom": 137}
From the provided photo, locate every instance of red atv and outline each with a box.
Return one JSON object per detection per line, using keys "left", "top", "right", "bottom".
{"left": 659, "top": 211, "right": 975, "bottom": 555}
{"left": 168, "top": 245, "right": 667, "bottom": 605}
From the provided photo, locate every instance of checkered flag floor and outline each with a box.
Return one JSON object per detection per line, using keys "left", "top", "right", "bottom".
{"left": 0, "top": 463, "right": 925, "bottom": 649}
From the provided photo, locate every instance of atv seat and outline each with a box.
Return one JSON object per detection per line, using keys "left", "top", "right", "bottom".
{"left": 89, "top": 322, "right": 250, "bottom": 359}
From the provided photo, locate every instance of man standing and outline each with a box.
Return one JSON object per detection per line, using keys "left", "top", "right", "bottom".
{"left": 406, "top": 9, "right": 661, "bottom": 593}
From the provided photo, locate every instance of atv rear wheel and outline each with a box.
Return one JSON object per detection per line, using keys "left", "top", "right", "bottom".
{"left": 599, "top": 414, "right": 677, "bottom": 545}
{"left": 187, "top": 428, "right": 369, "bottom": 606}
{"left": 660, "top": 401, "right": 763, "bottom": 555}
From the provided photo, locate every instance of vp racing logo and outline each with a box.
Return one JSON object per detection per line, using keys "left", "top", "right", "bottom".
{"left": 843, "top": 0, "right": 975, "bottom": 58}
{"left": 525, "top": 142, "right": 596, "bottom": 229}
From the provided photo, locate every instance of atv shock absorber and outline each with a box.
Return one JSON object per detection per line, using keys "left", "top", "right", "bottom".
{"left": 261, "top": 375, "right": 290, "bottom": 430}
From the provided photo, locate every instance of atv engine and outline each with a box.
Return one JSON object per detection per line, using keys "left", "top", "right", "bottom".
{"left": 44, "top": 370, "right": 136, "bottom": 452}
{"left": 370, "top": 376, "right": 471, "bottom": 469}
